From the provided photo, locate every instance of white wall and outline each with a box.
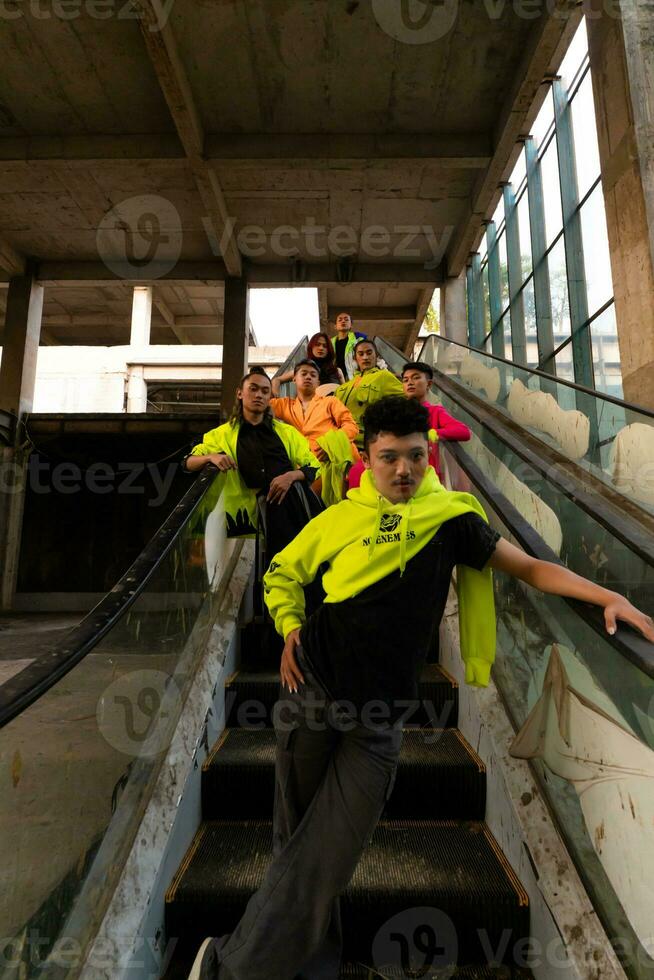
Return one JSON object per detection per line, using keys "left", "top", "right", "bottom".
{"left": 0, "top": 345, "right": 293, "bottom": 414}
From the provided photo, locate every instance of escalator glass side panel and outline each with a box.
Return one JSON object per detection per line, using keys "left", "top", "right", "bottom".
{"left": 421, "top": 334, "right": 654, "bottom": 517}
{"left": 443, "top": 452, "right": 654, "bottom": 979}
{"left": 435, "top": 395, "right": 654, "bottom": 610}
{"left": 0, "top": 473, "right": 238, "bottom": 979}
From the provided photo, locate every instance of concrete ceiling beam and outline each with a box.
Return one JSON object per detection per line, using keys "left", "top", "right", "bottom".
{"left": 135, "top": 0, "right": 242, "bottom": 278}
{"left": 0, "top": 238, "right": 26, "bottom": 278}
{"left": 327, "top": 306, "right": 416, "bottom": 321}
{"left": 447, "top": 1, "right": 581, "bottom": 276}
{"left": 0, "top": 135, "right": 185, "bottom": 161}
{"left": 35, "top": 261, "right": 227, "bottom": 285}
{"left": 247, "top": 263, "right": 444, "bottom": 288}
{"left": 204, "top": 133, "right": 491, "bottom": 166}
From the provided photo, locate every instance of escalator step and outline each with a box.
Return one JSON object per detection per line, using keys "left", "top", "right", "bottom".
{"left": 166, "top": 820, "right": 528, "bottom": 966}
{"left": 161, "top": 950, "right": 530, "bottom": 979}
{"left": 340, "top": 965, "right": 532, "bottom": 978}
{"left": 202, "top": 728, "right": 485, "bottom": 820}
{"left": 225, "top": 663, "right": 458, "bottom": 730}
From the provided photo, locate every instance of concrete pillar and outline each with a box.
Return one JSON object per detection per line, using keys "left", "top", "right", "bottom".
{"left": 221, "top": 277, "right": 249, "bottom": 416}
{"left": 0, "top": 273, "right": 44, "bottom": 609}
{"left": 126, "top": 286, "right": 152, "bottom": 413}
{"left": 0, "top": 274, "right": 44, "bottom": 419}
{"left": 439, "top": 273, "right": 468, "bottom": 346}
{"left": 587, "top": 5, "right": 654, "bottom": 408}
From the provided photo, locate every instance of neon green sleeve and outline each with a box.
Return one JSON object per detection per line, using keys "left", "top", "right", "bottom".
{"left": 380, "top": 371, "right": 405, "bottom": 397}
{"left": 263, "top": 512, "right": 331, "bottom": 638}
{"left": 189, "top": 425, "right": 230, "bottom": 456}
{"left": 286, "top": 427, "right": 321, "bottom": 473}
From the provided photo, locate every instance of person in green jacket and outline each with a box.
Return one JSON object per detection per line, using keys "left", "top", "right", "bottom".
{"left": 334, "top": 337, "right": 404, "bottom": 449}
{"left": 184, "top": 367, "right": 321, "bottom": 554}
{"left": 187, "top": 396, "right": 654, "bottom": 980}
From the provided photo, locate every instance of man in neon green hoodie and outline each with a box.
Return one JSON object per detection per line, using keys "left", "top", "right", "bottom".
{"left": 334, "top": 338, "right": 404, "bottom": 449}
{"left": 188, "top": 397, "right": 654, "bottom": 980}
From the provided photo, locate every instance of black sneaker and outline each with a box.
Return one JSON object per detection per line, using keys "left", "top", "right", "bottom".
{"left": 188, "top": 938, "right": 219, "bottom": 980}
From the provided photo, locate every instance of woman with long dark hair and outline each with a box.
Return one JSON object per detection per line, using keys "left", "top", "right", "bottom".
{"left": 307, "top": 332, "right": 344, "bottom": 387}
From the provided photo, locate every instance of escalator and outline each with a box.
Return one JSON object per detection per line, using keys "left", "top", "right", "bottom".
{"left": 0, "top": 337, "right": 652, "bottom": 978}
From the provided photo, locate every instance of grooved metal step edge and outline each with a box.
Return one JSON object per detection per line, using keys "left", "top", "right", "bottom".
{"left": 201, "top": 727, "right": 486, "bottom": 820}
{"left": 166, "top": 820, "right": 529, "bottom": 966}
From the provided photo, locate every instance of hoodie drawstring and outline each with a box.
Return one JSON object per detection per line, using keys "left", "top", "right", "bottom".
{"left": 367, "top": 494, "right": 413, "bottom": 575}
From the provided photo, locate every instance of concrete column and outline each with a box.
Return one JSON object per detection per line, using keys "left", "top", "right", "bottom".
{"left": 0, "top": 273, "right": 44, "bottom": 609}
{"left": 221, "top": 277, "right": 249, "bottom": 416}
{"left": 587, "top": 5, "right": 654, "bottom": 408}
{"left": 439, "top": 272, "right": 468, "bottom": 345}
{"left": 126, "top": 286, "right": 152, "bottom": 413}
{"left": 0, "top": 274, "right": 44, "bottom": 419}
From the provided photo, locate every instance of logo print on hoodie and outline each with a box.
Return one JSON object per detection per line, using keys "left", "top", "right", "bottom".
{"left": 362, "top": 512, "right": 415, "bottom": 546}
{"left": 379, "top": 513, "right": 402, "bottom": 533}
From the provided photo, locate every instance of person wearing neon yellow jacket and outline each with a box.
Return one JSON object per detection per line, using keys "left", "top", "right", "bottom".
{"left": 185, "top": 368, "right": 321, "bottom": 555}
{"left": 334, "top": 337, "right": 404, "bottom": 449}
{"left": 188, "top": 396, "right": 654, "bottom": 980}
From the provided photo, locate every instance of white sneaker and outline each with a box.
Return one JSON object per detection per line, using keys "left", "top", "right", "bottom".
{"left": 188, "top": 938, "right": 219, "bottom": 980}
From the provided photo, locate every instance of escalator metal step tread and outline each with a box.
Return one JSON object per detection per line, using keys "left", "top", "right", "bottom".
{"left": 225, "top": 664, "right": 458, "bottom": 729}
{"left": 161, "top": 952, "right": 531, "bottom": 979}
{"left": 166, "top": 820, "right": 529, "bottom": 961}
{"left": 202, "top": 728, "right": 485, "bottom": 820}
{"left": 340, "top": 966, "right": 532, "bottom": 979}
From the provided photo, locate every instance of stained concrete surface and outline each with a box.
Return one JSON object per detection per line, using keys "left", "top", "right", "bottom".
{"left": 0, "top": 613, "right": 79, "bottom": 683}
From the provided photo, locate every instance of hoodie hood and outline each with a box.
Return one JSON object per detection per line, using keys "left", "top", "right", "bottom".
{"left": 348, "top": 466, "right": 443, "bottom": 573}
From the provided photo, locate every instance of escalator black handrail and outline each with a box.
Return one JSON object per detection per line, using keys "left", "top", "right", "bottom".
{"left": 444, "top": 441, "right": 654, "bottom": 679}
{"left": 419, "top": 332, "right": 654, "bottom": 419}
{"left": 271, "top": 334, "right": 309, "bottom": 380}
{"left": 0, "top": 465, "right": 219, "bottom": 730}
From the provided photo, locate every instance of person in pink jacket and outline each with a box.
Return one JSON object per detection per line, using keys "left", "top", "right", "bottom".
{"left": 347, "top": 360, "right": 471, "bottom": 489}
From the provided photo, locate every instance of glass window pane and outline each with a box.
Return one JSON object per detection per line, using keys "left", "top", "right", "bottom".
{"left": 498, "top": 231, "right": 509, "bottom": 313}
{"left": 580, "top": 183, "right": 613, "bottom": 316}
{"left": 521, "top": 276, "right": 538, "bottom": 367}
{"left": 555, "top": 340, "right": 574, "bottom": 382}
{"left": 491, "top": 195, "right": 505, "bottom": 233}
{"left": 547, "top": 236, "right": 572, "bottom": 344}
{"left": 591, "top": 303, "right": 623, "bottom": 398}
{"left": 540, "top": 139, "right": 563, "bottom": 247}
{"left": 517, "top": 189, "right": 532, "bottom": 281}
{"left": 510, "top": 146, "right": 526, "bottom": 194}
{"left": 532, "top": 88, "right": 555, "bottom": 150}
{"left": 559, "top": 19, "right": 588, "bottom": 91}
{"left": 571, "top": 72, "right": 601, "bottom": 201}
{"left": 482, "top": 263, "right": 491, "bottom": 336}
{"left": 502, "top": 312, "right": 513, "bottom": 362}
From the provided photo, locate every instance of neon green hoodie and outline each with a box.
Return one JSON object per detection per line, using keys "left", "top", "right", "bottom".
{"left": 334, "top": 367, "right": 404, "bottom": 448}
{"left": 263, "top": 466, "right": 497, "bottom": 687}
{"left": 190, "top": 418, "right": 319, "bottom": 537}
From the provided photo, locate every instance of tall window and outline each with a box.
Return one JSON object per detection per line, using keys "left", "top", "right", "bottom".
{"left": 466, "top": 18, "right": 622, "bottom": 398}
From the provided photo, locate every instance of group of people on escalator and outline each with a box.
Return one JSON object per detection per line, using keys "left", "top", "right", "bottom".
{"left": 184, "top": 312, "right": 473, "bottom": 558}
{"left": 183, "top": 315, "right": 654, "bottom": 980}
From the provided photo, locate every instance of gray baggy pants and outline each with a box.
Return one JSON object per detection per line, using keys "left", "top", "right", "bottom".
{"left": 213, "top": 649, "right": 403, "bottom": 980}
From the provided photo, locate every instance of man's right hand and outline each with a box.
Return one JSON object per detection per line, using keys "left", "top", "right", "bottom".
{"left": 280, "top": 628, "right": 304, "bottom": 693}
{"left": 208, "top": 453, "right": 237, "bottom": 472}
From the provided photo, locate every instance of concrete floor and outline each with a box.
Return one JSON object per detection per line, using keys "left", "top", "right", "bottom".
{"left": 0, "top": 612, "right": 80, "bottom": 684}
